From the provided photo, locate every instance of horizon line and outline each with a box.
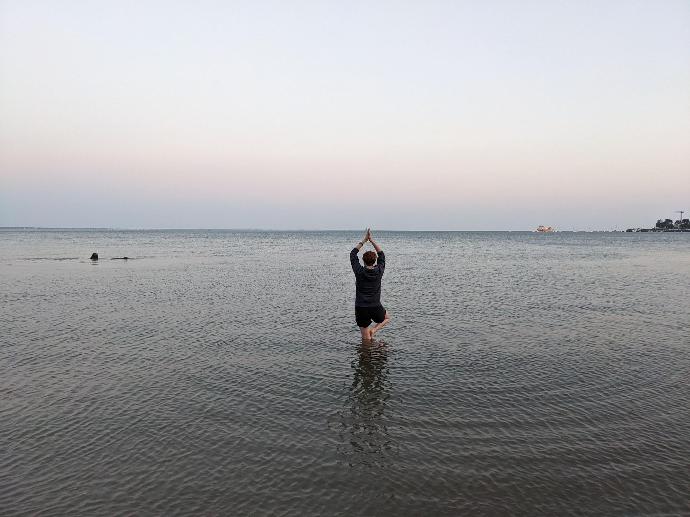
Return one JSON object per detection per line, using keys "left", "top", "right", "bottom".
{"left": 0, "top": 226, "right": 619, "bottom": 232}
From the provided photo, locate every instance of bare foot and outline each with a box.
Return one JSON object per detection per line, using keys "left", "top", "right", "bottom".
{"left": 370, "top": 315, "right": 391, "bottom": 338}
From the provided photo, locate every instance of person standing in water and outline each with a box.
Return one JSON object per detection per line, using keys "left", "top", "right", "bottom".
{"left": 350, "top": 228, "right": 391, "bottom": 340}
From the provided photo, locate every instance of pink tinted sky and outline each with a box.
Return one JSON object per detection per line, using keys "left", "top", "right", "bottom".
{"left": 1, "top": 1, "right": 689, "bottom": 229}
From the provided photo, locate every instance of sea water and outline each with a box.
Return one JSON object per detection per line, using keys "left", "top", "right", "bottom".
{"left": 2, "top": 229, "right": 689, "bottom": 515}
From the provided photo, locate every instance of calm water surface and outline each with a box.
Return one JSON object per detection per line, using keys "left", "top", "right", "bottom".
{"left": 2, "top": 230, "right": 689, "bottom": 516}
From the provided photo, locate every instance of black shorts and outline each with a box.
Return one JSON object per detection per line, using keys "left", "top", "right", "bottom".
{"left": 355, "top": 305, "right": 386, "bottom": 327}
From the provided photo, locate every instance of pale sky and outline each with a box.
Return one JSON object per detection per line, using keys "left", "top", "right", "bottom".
{"left": 1, "top": 0, "right": 688, "bottom": 230}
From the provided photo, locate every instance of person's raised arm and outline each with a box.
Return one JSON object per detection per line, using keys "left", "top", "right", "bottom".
{"left": 350, "top": 228, "right": 369, "bottom": 273}
{"left": 354, "top": 228, "right": 369, "bottom": 251}
{"left": 368, "top": 230, "right": 384, "bottom": 272}
{"left": 368, "top": 231, "right": 382, "bottom": 253}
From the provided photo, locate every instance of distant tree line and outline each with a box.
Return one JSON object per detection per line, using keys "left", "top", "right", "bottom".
{"left": 656, "top": 218, "right": 690, "bottom": 230}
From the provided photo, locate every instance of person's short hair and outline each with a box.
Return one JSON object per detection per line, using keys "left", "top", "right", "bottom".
{"left": 362, "top": 250, "right": 377, "bottom": 266}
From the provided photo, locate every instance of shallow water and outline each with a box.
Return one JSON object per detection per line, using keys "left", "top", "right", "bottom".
{"left": 2, "top": 229, "right": 689, "bottom": 516}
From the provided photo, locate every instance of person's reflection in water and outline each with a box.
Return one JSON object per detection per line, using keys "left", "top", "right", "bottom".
{"left": 335, "top": 340, "right": 394, "bottom": 467}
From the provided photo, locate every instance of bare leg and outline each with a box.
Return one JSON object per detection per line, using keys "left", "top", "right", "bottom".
{"left": 370, "top": 312, "right": 391, "bottom": 337}
{"left": 360, "top": 326, "right": 372, "bottom": 341}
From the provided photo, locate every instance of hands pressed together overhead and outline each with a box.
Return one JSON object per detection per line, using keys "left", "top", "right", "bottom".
{"left": 357, "top": 228, "right": 381, "bottom": 252}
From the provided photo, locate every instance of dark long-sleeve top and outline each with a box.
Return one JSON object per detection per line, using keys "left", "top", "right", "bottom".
{"left": 350, "top": 248, "right": 386, "bottom": 307}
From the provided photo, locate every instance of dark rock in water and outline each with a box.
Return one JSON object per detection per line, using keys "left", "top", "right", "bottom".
{"left": 111, "top": 257, "right": 130, "bottom": 260}
{"left": 90, "top": 253, "right": 99, "bottom": 260}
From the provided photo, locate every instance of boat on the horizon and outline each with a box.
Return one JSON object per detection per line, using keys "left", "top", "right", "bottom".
{"left": 535, "top": 226, "right": 555, "bottom": 233}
